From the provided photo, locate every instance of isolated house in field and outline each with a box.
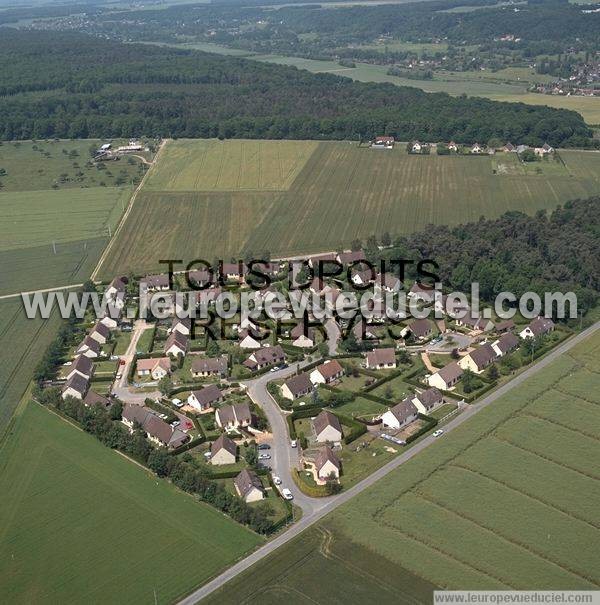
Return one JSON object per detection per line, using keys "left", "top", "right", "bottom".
{"left": 170, "top": 317, "right": 191, "bottom": 336}
{"left": 290, "top": 322, "right": 316, "bottom": 348}
{"left": 210, "top": 434, "right": 237, "bottom": 465}
{"left": 190, "top": 355, "right": 228, "bottom": 378}
{"left": 136, "top": 357, "right": 171, "bottom": 380}
{"left": 313, "top": 410, "right": 343, "bottom": 443}
{"left": 365, "top": 347, "right": 396, "bottom": 370}
{"left": 458, "top": 343, "right": 497, "bottom": 374}
{"left": 491, "top": 332, "right": 520, "bottom": 357}
{"left": 412, "top": 387, "right": 443, "bottom": 414}
{"left": 281, "top": 373, "right": 313, "bottom": 401}
{"left": 187, "top": 384, "right": 223, "bottom": 412}
{"left": 519, "top": 317, "right": 555, "bottom": 340}
{"left": 234, "top": 469, "right": 264, "bottom": 502}
{"left": 67, "top": 354, "right": 94, "bottom": 381}
{"left": 164, "top": 331, "right": 188, "bottom": 357}
{"left": 243, "top": 345, "right": 285, "bottom": 371}
{"left": 61, "top": 373, "right": 89, "bottom": 400}
{"left": 404, "top": 318, "right": 433, "bottom": 341}
{"left": 77, "top": 335, "right": 101, "bottom": 358}
{"left": 427, "top": 362, "right": 463, "bottom": 391}
{"left": 313, "top": 446, "right": 341, "bottom": 482}
{"left": 310, "top": 360, "right": 344, "bottom": 385}
{"left": 215, "top": 402, "right": 252, "bottom": 429}
{"left": 534, "top": 142, "right": 554, "bottom": 156}
{"left": 372, "top": 136, "right": 394, "bottom": 148}
{"left": 141, "top": 274, "right": 170, "bottom": 291}
{"left": 381, "top": 398, "right": 419, "bottom": 430}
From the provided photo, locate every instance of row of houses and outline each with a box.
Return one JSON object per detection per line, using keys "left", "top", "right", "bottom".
{"left": 121, "top": 404, "right": 190, "bottom": 449}
{"left": 281, "top": 360, "right": 344, "bottom": 401}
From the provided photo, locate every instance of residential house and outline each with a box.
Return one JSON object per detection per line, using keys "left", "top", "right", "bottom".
{"left": 353, "top": 318, "right": 378, "bottom": 342}
{"left": 351, "top": 268, "right": 375, "bottom": 287}
{"left": 187, "top": 269, "right": 212, "bottom": 288}
{"left": 61, "top": 373, "right": 89, "bottom": 400}
{"left": 238, "top": 329, "right": 263, "bottom": 349}
{"left": 141, "top": 274, "right": 170, "bottom": 291}
{"left": 164, "top": 331, "right": 188, "bottom": 357}
{"left": 170, "top": 317, "right": 191, "bottom": 336}
{"left": 519, "top": 317, "right": 555, "bottom": 339}
{"left": 105, "top": 276, "right": 127, "bottom": 301}
{"left": 290, "top": 322, "right": 316, "bottom": 348}
{"left": 372, "top": 136, "right": 394, "bottom": 148}
{"left": 187, "top": 384, "right": 223, "bottom": 412}
{"left": 503, "top": 142, "right": 516, "bottom": 153}
{"left": 313, "top": 410, "right": 343, "bottom": 443}
{"left": 375, "top": 273, "right": 402, "bottom": 293}
{"left": 89, "top": 321, "right": 110, "bottom": 345}
{"left": 427, "top": 362, "right": 463, "bottom": 390}
{"left": 310, "top": 360, "right": 344, "bottom": 385}
{"left": 83, "top": 390, "right": 111, "bottom": 410}
{"left": 381, "top": 398, "right": 419, "bottom": 430}
{"left": 534, "top": 142, "right": 554, "bottom": 156}
{"left": 234, "top": 469, "right": 264, "bottom": 502}
{"left": 411, "top": 141, "right": 423, "bottom": 153}
{"left": 336, "top": 250, "right": 366, "bottom": 265}
{"left": 121, "top": 404, "right": 189, "bottom": 449}
{"left": 281, "top": 373, "right": 313, "bottom": 401}
{"left": 190, "top": 355, "right": 228, "bottom": 378}
{"left": 136, "top": 357, "right": 171, "bottom": 380}
{"left": 308, "top": 253, "right": 336, "bottom": 269}
{"left": 215, "top": 402, "right": 252, "bottom": 429}
{"left": 404, "top": 318, "right": 433, "bottom": 340}
{"left": 243, "top": 345, "right": 285, "bottom": 372}
{"left": 491, "top": 332, "right": 520, "bottom": 357}
{"left": 448, "top": 141, "right": 459, "bottom": 152}
{"left": 76, "top": 335, "right": 101, "bottom": 358}
{"left": 67, "top": 354, "right": 94, "bottom": 381}
{"left": 100, "top": 303, "right": 121, "bottom": 329}
{"left": 365, "top": 348, "right": 396, "bottom": 370}
{"left": 408, "top": 282, "right": 436, "bottom": 302}
{"left": 221, "top": 262, "right": 247, "bottom": 283}
{"left": 458, "top": 343, "right": 497, "bottom": 374}
{"left": 471, "top": 143, "right": 484, "bottom": 154}
{"left": 315, "top": 446, "right": 341, "bottom": 481}
{"left": 455, "top": 312, "right": 495, "bottom": 333}
{"left": 516, "top": 144, "right": 529, "bottom": 154}
{"left": 412, "top": 387, "right": 444, "bottom": 414}
{"left": 495, "top": 319, "right": 515, "bottom": 333}
{"left": 210, "top": 434, "right": 237, "bottom": 465}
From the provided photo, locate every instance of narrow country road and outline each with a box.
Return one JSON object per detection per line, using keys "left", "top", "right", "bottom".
{"left": 177, "top": 320, "right": 600, "bottom": 605}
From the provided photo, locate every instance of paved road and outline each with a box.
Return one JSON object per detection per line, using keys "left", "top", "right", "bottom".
{"left": 0, "top": 283, "right": 83, "bottom": 301}
{"left": 242, "top": 360, "right": 331, "bottom": 516}
{"left": 178, "top": 320, "right": 600, "bottom": 605}
{"left": 324, "top": 318, "right": 341, "bottom": 355}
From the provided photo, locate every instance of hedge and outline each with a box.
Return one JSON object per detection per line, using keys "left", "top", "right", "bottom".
{"left": 209, "top": 467, "right": 269, "bottom": 480}
{"left": 335, "top": 413, "right": 368, "bottom": 444}
{"left": 291, "top": 468, "right": 330, "bottom": 498}
{"left": 168, "top": 435, "right": 205, "bottom": 456}
{"left": 362, "top": 368, "right": 404, "bottom": 392}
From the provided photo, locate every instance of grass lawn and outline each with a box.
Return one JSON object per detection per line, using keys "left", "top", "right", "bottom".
{"left": 99, "top": 140, "right": 600, "bottom": 277}
{"left": 339, "top": 434, "right": 399, "bottom": 487}
{"left": 135, "top": 326, "right": 155, "bottom": 354}
{"left": 331, "top": 395, "right": 387, "bottom": 419}
{"left": 0, "top": 402, "right": 261, "bottom": 604}
{"left": 112, "top": 331, "right": 132, "bottom": 355}
{"left": 371, "top": 374, "right": 414, "bottom": 402}
{"left": 429, "top": 403, "right": 458, "bottom": 420}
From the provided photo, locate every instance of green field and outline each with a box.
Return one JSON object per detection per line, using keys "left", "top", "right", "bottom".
{"left": 0, "top": 401, "right": 261, "bottom": 604}
{"left": 204, "top": 329, "right": 600, "bottom": 601}
{"left": 0, "top": 300, "right": 62, "bottom": 433}
{"left": 99, "top": 139, "right": 600, "bottom": 277}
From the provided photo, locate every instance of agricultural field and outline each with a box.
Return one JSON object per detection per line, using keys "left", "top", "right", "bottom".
{"left": 99, "top": 139, "right": 600, "bottom": 277}
{"left": 0, "top": 299, "right": 61, "bottom": 434}
{"left": 205, "top": 329, "right": 600, "bottom": 601}
{"left": 0, "top": 401, "right": 262, "bottom": 604}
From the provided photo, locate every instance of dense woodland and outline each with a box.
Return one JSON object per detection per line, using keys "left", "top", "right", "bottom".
{"left": 0, "top": 30, "right": 593, "bottom": 145}
{"left": 372, "top": 197, "right": 600, "bottom": 317}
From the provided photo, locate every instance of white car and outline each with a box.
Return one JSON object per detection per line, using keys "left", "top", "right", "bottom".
{"left": 290, "top": 440, "right": 297, "bottom": 448}
{"left": 258, "top": 453, "right": 271, "bottom": 460}
{"left": 62, "top": 361, "right": 72, "bottom": 366}
{"left": 281, "top": 488, "right": 293, "bottom": 500}
{"left": 432, "top": 429, "right": 444, "bottom": 438}
{"left": 272, "top": 475, "right": 282, "bottom": 485}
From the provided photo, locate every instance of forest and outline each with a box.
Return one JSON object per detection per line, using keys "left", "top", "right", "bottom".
{"left": 0, "top": 30, "right": 593, "bottom": 146}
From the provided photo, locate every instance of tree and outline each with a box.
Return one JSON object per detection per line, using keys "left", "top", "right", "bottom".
{"left": 158, "top": 376, "right": 173, "bottom": 396}
{"left": 488, "top": 364, "right": 499, "bottom": 380}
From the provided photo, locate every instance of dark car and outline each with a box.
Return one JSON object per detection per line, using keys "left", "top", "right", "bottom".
{"left": 258, "top": 443, "right": 271, "bottom": 450}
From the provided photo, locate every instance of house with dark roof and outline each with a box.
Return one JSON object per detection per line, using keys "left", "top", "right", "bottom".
{"left": 121, "top": 404, "right": 189, "bottom": 449}
{"left": 519, "top": 317, "right": 555, "bottom": 340}
{"left": 190, "top": 355, "right": 228, "bottom": 378}
{"left": 381, "top": 398, "right": 419, "bottom": 430}
{"left": 170, "top": 317, "right": 191, "bottom": 336}
{"left": 303, "top": 446, "right": 342, "bottom": 483}
{"left": 187, "top": 384, "right": 223, "bottom": 411}
{"left": 89, "top": 321, "right": 110, "bottom": 345}
{"left": 336, "top": 250, "right": 366, "bottom": 265}
{"left": 313, "top": 410, "right": 343, "bottom": 443}
{"left": 215, "top": 402, "right": 252, "bottom": 429}
{"left": 408, "top": 282, "right": 436, "bottom": 302}
{"left": 281, "top": 373, "right": 313, "bottom": 401}
{"left": 221, "top": 262, "right": 247, "bottom": 282}
{"left": 164, "top": 331, "right": 188, "bottom": 357}
{"left": 495, "top": 319, "right": 515, "bottom": 333}
{"left": 76, "top": 335, "right": 101, "bottom": 358}
{"left": 455, "top": 311, "right": 495, "bottom": 333}
{"left": 66, "top": 354, "right": 94, "bottom": 381}
{"left": 83, "top": 390, "right": 111, "bottom": 410}
{"left": 141, "top": 274, "right": 170, "bottom": 291}
{"left": 492, "top": 332, "right": 520, "bottom": 357}
{"left": 234, "top": 469, "right": 264, "bottom": 502}
{"left": 310, "top": 360, "right": 344, "bottom": 385}
{"left": 62, "top": 373, "right": 89, "bottom": 400}
{"left": 243, "top": 345, "right": 285, "bottom": 371}
{"left": 404, "top": 318, "right": 433, "bottom": 340}
{"left": 290, "top": 322, "right": 316, "bottom": 348}
{"left": 365, "top": 348, "right": 396, "bottom": 370}
{"left": 210, "top": 434, "right": 237, "bottom": 465}
{"left": 458, "top": 343, "right": 497, "bottom": 374}
{"left": 427, "top": 362, "right": 463, "bottom": 391}
{"left": 412, "top": 387, "right": 444, "bottom": 413}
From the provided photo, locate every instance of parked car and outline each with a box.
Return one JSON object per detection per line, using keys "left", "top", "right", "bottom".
{"left": 432, "top": 429, "right": 444, "bottom": 438}
{"left": 116, "top": 372, "right": 122, "bottom": 379}
{"left": 258, "top": 453, "right": 271, "bottom": 460}
{"left": 110, "top": 355, "right": 119, "bottom": 361}
{"left": 258, "top": 443, "right": 271, "bottom": 450}
{"left": 62, "top": 361, "right": 72, "bottom": 366}
{"left": 272, "top": 475, "right": 282, "bottom": 485}
{"left": 119, "top": 359, "right": 126, "bottom": 366}
{"left": 290, "top": 440, "right": 297, "bottom": 448}
{"left": 282, "top": 488, "right": 293, "bottom": 500}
